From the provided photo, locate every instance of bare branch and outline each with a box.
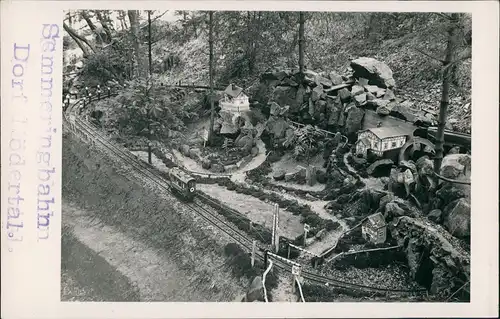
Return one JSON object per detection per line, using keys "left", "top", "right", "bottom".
{"left": 63, "top": 22, "right": 96, "bottom": 55}
{"left": 412, "top": 47, "right": 446, "bottom": 65}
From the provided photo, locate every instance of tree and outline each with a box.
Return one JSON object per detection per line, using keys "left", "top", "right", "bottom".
{"left": 298, "top": 11, "right": 306, "bottom": 83}
{"left": 128, "top": 10, "right": 144, "bottom": 79}
{"left": 147, "top": 10, "right": 154, "bottom": 164}
{"left": 433, "top": 13, "right": 462, "bottom": 173}
{"left": 63, "top": 22, "right": 96, "bottom": 57}
{"left": 208, "top": 11, "right": 215, "bottom": 144}
{"left": 112, "top": 78, "right": 192, "bottom": 147}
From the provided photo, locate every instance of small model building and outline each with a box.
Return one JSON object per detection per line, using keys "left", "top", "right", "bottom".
{"left": 220, "top": 84, "right": 250, "bottom": 113}
{"left": 355, "top": 126, "right": 409, "bottom": 158}
{"left": 219, "top": 84, "right": 252, "bottom": 135}
{"left": 361, "top": 212, "right": 387, "bottom": 244}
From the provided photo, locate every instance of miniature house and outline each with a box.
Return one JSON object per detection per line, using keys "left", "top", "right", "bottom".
{"left": 355, "top": 126, "right": 409, "bottom": 158}
{"left": 219, "top": 84, "right": 251, "bottom": 135}
{"left": 361, "top": 212, "right": 387, "bottom": 245}
{"left": 220, "top": 84, "right": 250, "bottom": 113}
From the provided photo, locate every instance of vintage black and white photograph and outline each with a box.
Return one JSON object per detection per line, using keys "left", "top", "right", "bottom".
{"left": 61, "top": 10, "right": 472, "bottom": 303}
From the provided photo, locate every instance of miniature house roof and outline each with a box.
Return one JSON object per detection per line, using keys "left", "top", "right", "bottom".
{"left": 224, "top": 84, "right": 244, "bottom": 98}
{"left": 366, "top": 212, "right": 387, "bottom": 228}
{"left": 364, "top": 126, "right": 411, "bottom": 140}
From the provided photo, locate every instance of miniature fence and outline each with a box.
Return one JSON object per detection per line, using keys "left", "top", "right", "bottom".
{"left": 288, "top": 243, "right": 319, "bottom": 258}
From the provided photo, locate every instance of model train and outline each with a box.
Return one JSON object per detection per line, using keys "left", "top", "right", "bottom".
{"left": 165, "top": 167, "right": 197, "bottom": 201}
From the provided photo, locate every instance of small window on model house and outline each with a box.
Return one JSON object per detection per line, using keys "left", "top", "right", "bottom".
{"left": 373, "top": 141, "right": 378, "bottom": 149}
{"left": 384, "top": 142, "right": 388, "bottom": 150}
{"left": 391, "top": 141, "right": 397, "bottom": 148}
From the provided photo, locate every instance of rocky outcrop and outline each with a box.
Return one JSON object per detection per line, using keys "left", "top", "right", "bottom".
{"left": 271, "top": 86, "right": 299, "bottom": 112}
{"left": 344, "top": 107, "right": 365, "bottom": 136}
{"left": 389, "top": 216, "right": 470, "bottom": 299}
{"left": 440, "top": 154, "right": 471, "bottom": 180}
{"left": 350, "top": 57, "right": 396, "bottom": 88}
{"left": 253, "top": 59, "right": 442, "bottom": 141}
{"left": 443, "top": 198, "right": 470, "bottom": 238}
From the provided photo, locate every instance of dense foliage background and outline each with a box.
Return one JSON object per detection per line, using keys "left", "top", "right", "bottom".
{"left": 63, "top": 10, "right": 472, "bottom": 136}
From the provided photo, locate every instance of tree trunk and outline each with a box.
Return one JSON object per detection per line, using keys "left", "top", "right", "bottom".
{"left": 298, "top": 12, "right": 306, "bottom": 80}
{"left": 208, "top": 11, "right": 215, "bottom": 144}
{"left": 434, "top": 13, "right": 460, "bottom": 174}
{"left": 96, "top": 10, "right": 113, "bottom": 42}
{"left": 81, "top": 11, "right": 105, "bottom": 44}
{"left": 63, "top": 22, "right": 95, "bottom": 57}
{"left": 147, "top": 10, "right": 153, "bottom": 164}
{"left": 128, "top": 10, "right": 144, "bottom": 79}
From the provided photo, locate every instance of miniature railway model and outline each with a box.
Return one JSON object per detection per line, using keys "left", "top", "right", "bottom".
{"left": 63, "top": 92, "right": 426, "bottom": 298}
{"left": 166, "top": 167, "right": 197, "bottom": 201}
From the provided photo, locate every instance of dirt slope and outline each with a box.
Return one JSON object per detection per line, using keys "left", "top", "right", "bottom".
{"left": 62, "top": 131, "right": 246, "bottom": 301}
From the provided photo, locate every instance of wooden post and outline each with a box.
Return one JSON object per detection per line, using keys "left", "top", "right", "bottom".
{"left": 107, "top": 87, "right": 111, "bottom": 97}
{"left": 271, "top": 214, "right": 276, "bottom": 248}
{"left": 251, "top": 240, "right": 256, "bottom": 267}
{"left": 274, "top": 203, "right": 280, "bottom": 253}
{"left": 292, "top": 275, "right": 296, "bottom": 294}
{"left": 264, "top": 250, "right": 268, "bottom": 268}
{"left": 303, "top": 223, "right": 310, "bottom": 248}
{"left": 287, "top": 245, "right": 291, "bottom": 259}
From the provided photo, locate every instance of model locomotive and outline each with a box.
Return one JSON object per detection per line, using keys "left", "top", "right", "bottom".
{"left": 166, "top": 167, "right": 197, "bottom": 201}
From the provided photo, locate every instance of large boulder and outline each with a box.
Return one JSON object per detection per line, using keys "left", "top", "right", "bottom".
{"left": 367, "top": 159, "right": 394, "bottom": 176}
{"left": 271, "top": 86, "right": 299, "bottom": 112}
{"left": 315, "top": 75, "right": 332, "bottom": 88}
{"left": 350, "top": 57, "right": 396, "bottom": 88}
{"left": 382, "top": 89, "right": 396, "bottom": 101}
{"left": 443, "top": 198, "right": 470, "bottom": 238}
{"left": 389, "top": 216, "right": 470, "bottom": 298}
{"left": 351, "top": 85, "right": 365, "bottom": 96}
{"left": 344, "top": 107, "right": 365, "bottom": 135}
{"left": 390, "top": 103, "right": 417, "bottom": 122}
{"left": 365, "top": 85, "right": 386, "bottom": 97}
{"left": 440, "top": 154, "right": 471, "bottom": 179}
{"left": 353, "top": 93, "right": 367, "bottom": 106}
{"left": 329, "top": 72, "right": 344, "bottom": 85}
{"left": 367, "top": 98, "right": 390, "bottom": 109}
{"left": 269, "top": 102, "right": 286, "bottom": 116}
{"left": 338, "top": 88, "right": 351, "bottom": 103}
{"left": 312, "top": 85, "right": 324, "bottom": 102}
{"left": 326, "top": 96, "right": 342, "bottom": 126}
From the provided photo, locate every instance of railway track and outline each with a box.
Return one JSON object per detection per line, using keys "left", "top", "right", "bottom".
{"left": 63, "top": 97, "right": 426, "bottom": 297}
